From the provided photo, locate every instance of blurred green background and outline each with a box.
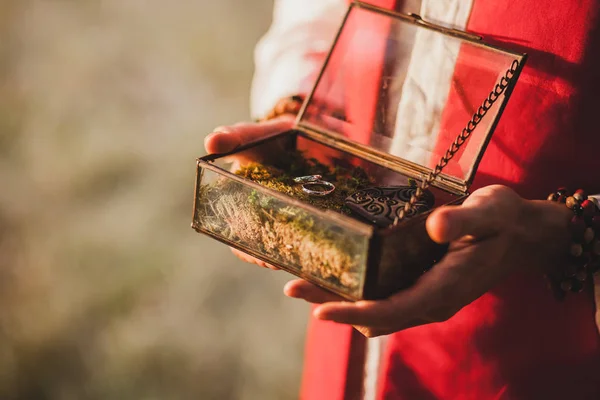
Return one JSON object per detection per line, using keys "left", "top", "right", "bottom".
{"left": 0, "top": 1, "right": 309, "bottom": 399}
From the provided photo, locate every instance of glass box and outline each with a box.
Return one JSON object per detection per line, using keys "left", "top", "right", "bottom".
{"left": 192, "top": 2, "right": 527, "bottom": 300}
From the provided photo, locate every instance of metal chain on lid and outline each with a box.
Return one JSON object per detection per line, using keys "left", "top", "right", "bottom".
{"left": 395, "top": 59, "right": 521, "bottom": 222}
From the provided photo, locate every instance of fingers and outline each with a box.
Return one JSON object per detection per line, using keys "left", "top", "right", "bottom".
{"left": 283, "top": 280, "right": 427, "bottom": 337}
{"left": 204, "top": 117, "right": 294, "bottom": 154}
{"left": 426, "top": 188, "right": 514, "bottom": 244}
{"left": 426, "top": 205, "right": 493, "bottom": 244}
{"left": 354, "top": 319, "right": 427, "bottom": 338}
{"left": 312, "top": 256, "right": 465, "bottom": 327}
{"left": 284, "top": 280, "right": 345, "bottom": 304}
{"left": 314, "top": 299, "right": 396, "bottom": 326}
{"left": 231, "top": 248, "right": 279, "bottom": 270}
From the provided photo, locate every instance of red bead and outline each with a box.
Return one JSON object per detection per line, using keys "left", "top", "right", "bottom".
{"left": 557, "top": 194, "right": 567, "bottom": 204}
{"left": 574, "top": 189, "right": 587, "bottom": 200}
{"left": 582, "top": 200, "right": 596, "bottom": 218}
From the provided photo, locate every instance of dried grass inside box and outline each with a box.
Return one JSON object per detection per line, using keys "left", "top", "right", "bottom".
{"left": 192, "top": 2, "right": 527, "bottom": 301}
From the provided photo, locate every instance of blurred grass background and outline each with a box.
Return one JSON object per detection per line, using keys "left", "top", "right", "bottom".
{"left": 0, "top": 1, "right": 310, "bottom": 399}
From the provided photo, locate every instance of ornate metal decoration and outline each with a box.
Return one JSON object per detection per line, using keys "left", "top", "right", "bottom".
{"left": 345, "top": 186, "right": 435, "bottom": 227}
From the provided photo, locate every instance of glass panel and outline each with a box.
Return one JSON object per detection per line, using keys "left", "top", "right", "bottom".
{"left": 299, "top": 5, "right": 523, "bottom": 182}
{"left": 194, "top": 147, "right": 371, "bottom": 299}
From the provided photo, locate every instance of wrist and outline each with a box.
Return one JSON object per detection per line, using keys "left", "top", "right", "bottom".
{"left": 544, "top": 188, "right": 600, "bottom": 296}
{"left": 519, "top": 199, "right": 572, "bottom": 275}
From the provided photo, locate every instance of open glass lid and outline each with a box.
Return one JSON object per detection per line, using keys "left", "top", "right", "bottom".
{"left": 297, "top": 1, "right": 527, "bottom": 193}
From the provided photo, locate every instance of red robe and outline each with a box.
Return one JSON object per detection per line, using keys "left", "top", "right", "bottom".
{"left": 300, "top": 1, "right": 600, "bottom": 399}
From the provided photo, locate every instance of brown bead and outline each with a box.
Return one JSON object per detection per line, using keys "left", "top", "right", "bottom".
{"left": 560, "top": 280, "right": 573, "bottom": 291}
{"left": 593, "top": 240, "right": 600, "bottom": 256}
{"left": 576, "top": 268, "right": 588, "bottom": 282}
{"left": 584, "top": 227, "right": 595, "bottom": 243}
{"left": 571, "top": 280, "right": 584, "bottom": 293}
{"left": 566, "top": 196, "right": 578, "bottom": 209}
{"left": 547, "top": 193, "right": 559, "bottom": 201}
{"left": 573, "top": 192, "right": 586, "bottom": 203}
{"left": 570, "top": 243, "right": 583, "bottom": 257}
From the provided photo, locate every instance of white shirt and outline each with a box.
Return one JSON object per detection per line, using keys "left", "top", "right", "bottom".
{"left": 250, "top": 0, "right": 347, "bottom": 120}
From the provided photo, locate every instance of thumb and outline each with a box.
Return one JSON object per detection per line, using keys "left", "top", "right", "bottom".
{"left": 426, "top": 201, "right": 500, "bottom": 244}
{"left": 204, "top": 117, "right": 294, "bottom": 154}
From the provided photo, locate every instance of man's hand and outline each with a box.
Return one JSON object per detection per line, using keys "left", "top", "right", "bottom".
{"left": 204, "top": 117, "right": 295, "bottom": 270}
{"left": 284, "top": 185, "right": 572, "bottom": 337}
{"left": 205, "top": 117, "right": 294, "bottom": 161}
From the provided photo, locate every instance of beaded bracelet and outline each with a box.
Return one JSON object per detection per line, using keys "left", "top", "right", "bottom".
{"left": 547, "top": 188, "right": 600, "bottom": 296}
{"left": 258, "top": 95, "right": 304, "bottom": 122}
